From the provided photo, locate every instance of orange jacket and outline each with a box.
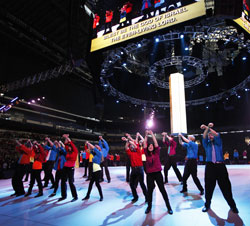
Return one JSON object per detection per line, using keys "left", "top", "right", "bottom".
{"left": 17, "top": 145, "right": 32, "bottom": 165}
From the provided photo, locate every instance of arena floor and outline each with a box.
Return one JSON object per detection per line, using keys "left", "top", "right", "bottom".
{"left": 0, "top": 165, "right": 249, "bottom": 226}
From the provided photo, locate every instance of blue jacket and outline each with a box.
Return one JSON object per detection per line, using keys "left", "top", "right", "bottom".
{"left": 182, "top": 141, "right": 198, "bottom": 159}
{"left": 91, "top": 147, "right": 102, "bottom": 165}
{"left": 99, "top": 139, "right": 109, "bottom": 158}
{"left": 53, "top": 147, "right": 66, "bottom": 170}
{"left": 44, "top": 144, "right": 58, "bottom": 161}
{"left": 202, "top": 133, "right": 224, "bottom": 162}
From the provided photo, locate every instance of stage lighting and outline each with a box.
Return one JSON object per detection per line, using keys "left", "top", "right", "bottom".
{"left": 206, "top": 106, "right": 209, "bottom": 109}
{"left": 31, "top": 100, "right": 35, "bottom": 103}
{"left": 137, "top": 43, "right": 142, "bottom": 48}
{"left": 242, "top": 56, "right": 247, "bottom": 61}
{"left": 238, "top": 95, "right": 241, "bottom": 99}
{"left": 42, "top": 97, "right": 45, "bottom": 99}
{"left": 185, "top": 47, "right": 189, "bottom": 51}
{"left": 37, "top": 98, "right": 41, "bottom": 101}
{"left": 28, "top": 102, "right": 31, "bottom": 105}
{"left": 10, "top": 97, "right": 18, "bottom": 103}
{"left": 180, "top": 34, "right": 184, "bottom": 39}
{"left": 104, "top": 84, "right": 108, "bottom": 87}
{"left": 155, "top": 38, "right": 159, "bottom": 42}
{"left": 206, "top": 83, "right": 209, "bottom": 87}
{"left": 183, "top": 68, "right": 187, "bottom": 71}
{"left": 109, "top": 60, "right": 112, "bottom": 63}
{"left": 116, "top": 100, "right": 119, "bottom": 103}
{"left": 122, "top": 62, "right": 127, "bottom": 66}
{"left": 121, "top": 51, "right": 124, "bottom": 55}
{"left": 147, "top": 82, "right": 150, "bottom": 85}
{"left": 0, "top": 93, "right": 4, "bottom": 96}
{"left": 146, "top": 119, "right": 154, "bottom": 129}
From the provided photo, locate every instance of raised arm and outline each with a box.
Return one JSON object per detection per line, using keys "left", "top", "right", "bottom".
{"left": 178, "top": 134, "right": 183, "bottom": 146}
{"left": 45, "top": 137, "right": 54, "bottom": 147}
{"left": 143, "top": 130, "right": 149, "bottom": 148}
{"left": 121, "top": 137, "right": 129, "bottom": 150}
{"left": 86, "top": 141, "right": 95, "bottom": 150}
{"left": 201, "top": 123, "right": 218, "bottom": 139}
{"left": 149, "top": 130, "right": 158, "bottom": 148}
{"left": 162, "top": 132, "right": 167, "bottom": 143}
{"left": 179, "top": 134, "right": 189, "bottom": 143}
{"left": 62, "top": 134, "right": 71, "bottom": 144}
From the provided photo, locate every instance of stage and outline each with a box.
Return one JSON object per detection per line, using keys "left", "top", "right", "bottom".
{"left": 0, "top": 165, "right": 249, "bottom": 226}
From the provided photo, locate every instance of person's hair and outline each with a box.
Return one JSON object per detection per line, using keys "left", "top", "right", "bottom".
{"left": 146, "top": 142, "right": 156, "bottom": 155}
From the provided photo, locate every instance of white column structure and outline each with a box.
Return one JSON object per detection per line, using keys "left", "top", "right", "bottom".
{"left": 169, "top": 73, "right": 187, "bottom": 134}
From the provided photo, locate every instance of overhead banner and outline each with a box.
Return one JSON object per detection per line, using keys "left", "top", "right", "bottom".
{"left": 91, "top": 0, "right": 206, "bottom": 52}
{"left": 234, "top": 0, "right": 250, "bottom": 34}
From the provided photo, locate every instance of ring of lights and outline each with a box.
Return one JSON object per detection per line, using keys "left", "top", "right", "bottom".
{"left": 149, "top": 56, "right": 208, "bottom": 89}
{"left": 101, "top": 20, "right": 250, "bottom": 108}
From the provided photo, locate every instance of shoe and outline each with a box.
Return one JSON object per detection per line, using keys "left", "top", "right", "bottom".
{"left": 180, "top": 189, "right": 187, "bottom": 193}
{"left": 107, "top": 180, "right": 111, "bottom": 183}
{"left": 168, "top": 209, "right": 173, "bottom": 215}
{"left": 16, "top": 192, "right": 25, "bottom": 197}
{"left": 82, "top": 196, "right": 89, "bottom": 201}
{"left": 99, "top": 179, "right": 104, "bottom": 183}
{"left": 58, "top": 197, "right": 66, "bottom": 202}
{"left": 202, "top": 206, "right": 210, "bottom": 212}
{"left": 131, "top": 197, "right": 138, "bottom": 203}
{"left": 10, "top": 193, "right": 17, "bottom": 197}
{"left": 24, "top": 192, "right": 31, "bottom": 197}
{"left": 145, "top": 206, "right": 151, "bottom": 214}
{"left": 85, "top": 178, "right": 90, "bottom": 181}
{"left": 49, "top": 193, "right": 56, "bottom": 197}
{"left": 99, "top": 197, "right": 103, "bottom": 201}
{"left": 200, "top": 190, "right": 204, "bottom": 195}
{"left": 34, "top": 193, "right": 43, "bottom": 198}
{"left": 43, "top": 184, "right": 48, "bottom": 188}
{"left": 71, "top": 197, "right": 78, "bottom": 202}
{"left": 231, "top": 207, "right": 239, "bottom": 214}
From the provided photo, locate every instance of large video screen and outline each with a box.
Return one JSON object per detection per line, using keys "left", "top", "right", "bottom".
{"left": 91, "top": 0, "right": 206, "bottom": 52}
{"left": 234, "top": 0, "right": 250, "bottom": 34}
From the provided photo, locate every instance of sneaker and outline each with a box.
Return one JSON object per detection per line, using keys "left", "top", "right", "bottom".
{"left": 24, "top": 192, "right": 31, "bottom": 197}
{"left": 107, "top": 180, "right": 111, "bottom": 183}
{"left": 49, "top": 193, "right": 56, "bottom": 197}
{"left": 168, "top": 209, "right": 173, "bottom": 215}
{"left": 10, "top": 193, "right": 17, "bottom": 197}
{"left": 71, "top": 197, "right": 78, "bottom": 202}
{"left": 58, "top": 197, "right": 66, "bottom": 202}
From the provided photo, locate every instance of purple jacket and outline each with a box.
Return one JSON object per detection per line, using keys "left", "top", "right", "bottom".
{"left": 144, "top": 146, "right": 162, "bottom": 173}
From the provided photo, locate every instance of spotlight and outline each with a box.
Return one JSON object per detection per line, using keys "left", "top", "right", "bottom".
{"left": 185, "top": 47, "right": 189, "bottom": 51}
{"left": 42, "top": 97, "right": 45, "bottom": 99}
{"left": 122, "top": 62, "right": 127, "bottom": 67}
{"left": 28, "top": 102, "right": 31, "bottom": 105}
{"left": 146, "top": 119, "right": 154, "bottom": 129}
{"left": 137, "top": 43, "right": 142, "bottom": 48}
{"left": 206, "top": 106, "right": 209, "bottom": 109}
{"left": 37, "top": 98, "right": 41, "bottom": 101}
{"left": 155, "top": 38, "right": 159, "bottom": 43}
{"left": 121, "top": 51, "right": 124, "bottom": 55}
{"left": 116, "top": 100, "right": 119, "bottom": 103}
{"left": 238, "top": 95, "right": 241, "bottom": 99}
{"left": 147, "top": 82, "right": 151, "bottom": 85}
{"left": 104, "top": 84, "right": 108, "bottom": 87}
{"left": 206, "top": 83, "right": 209, "bottom": 87}
{"left": 245, "top": 88, "right": 248, "bottom": 91}
{"left": 109, "top": 60, "right": 112, "bottom": 63}
{"left": 0, "top": 93, "right": 4, "bottom": 96}
{"left": 31, "top": 100, "right": 35, "bottom": 103}
{"left": 180, "top": 34, "right": 184, "bottom": 39}
{"left": 183, "top": 68, "right": 187, "bottom": 71}
{"left": 242, "top": 56, "right": 247, "bottom": 61}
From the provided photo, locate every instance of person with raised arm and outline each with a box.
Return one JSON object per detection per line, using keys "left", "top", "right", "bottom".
{"left": 99, "top": 136, "right": 111, "bottom": 183}
{"left": 58, "top": 134, "right": 78, "bottom": 202}
{"left": 25, "top": 141, "right": 46, "bottom": 197}
{"left": 48, "top": 141, "right": 66, "bottom": 197}
{"left": 143, "top": 130, "right": 173, "bottom": 215}
{"left": 11, "top": 139, "right": 32, "bottom": 196}
{"left": 162, "top": 132, "right": 182, "bottom": 184}
{"left": 200, "top": 123, "right": 238, "bottom": 213}
{"left": 136, "top": 132, "right": 147, "bottom": 171}
{"left": 43, "top": 137, "right": 58, "bottom": 188}
{"left": 121, "top": 134, "right": 148, "bottom": 203}
{"left": 178, "top": 133, "right": 204, "bottom": 195}
{"left": 82, "top": 141, "right": 103, "bottom": 201}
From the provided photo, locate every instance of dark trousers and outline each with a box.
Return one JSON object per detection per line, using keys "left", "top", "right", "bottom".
{"left": 101, "top": 157, "right": 111, "bottom": 181}
{"left": 12, "top": 164, "right": 27, "bottom": 195}
{"left": 164, "top": 155, "right": 183, "bottom": 183}
{"left": 61, "top": 167, "right": 77, "bottom": 199}
{"left": 130, "top": 166, "right": 148, "bottom": 199}
{"left": 28, "top": 169, "right": 43, "bottom": 194}
{"left": 83, "top": 159, "right": 88, "bottom": 176}
{"left": 85, "top": 170, "right": 103, "bottom": 198}
{"left": 204, "top": 162, "right": 237, "bottom": 209}
{"left": 126, "top": 159, "right": 131, "bottom": 182}
{"left": 146, "top": 171, "right": 171, "bottom": 209}
{"left": 53, "top": 169, "right": 63, "bottom": 193}
{"left": 44, "top": 161, "right": 55, "bottom": 186}
{"left": 104, "top": 22, "right": 112, "bottom": 34}
{"left": 24, "top": 163, "right": 32, "bottom": 181}
{"left": 182, "top": 159, "right": 203, "bottom": 191}
{"left": 88, "top": 162, "right": 93, "bottom": 179}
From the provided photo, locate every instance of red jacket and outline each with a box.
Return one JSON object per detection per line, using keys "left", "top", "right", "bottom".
{"left": 64, "top": 141, "right": 78, "bottom": 167}
{"left": 93, "top": 14, "right": 100, "bottom": 29}
{"left": 126, "top": 145, "right": 143, "bottom": 167}
{"left": 125, "top": 2, "right": 133, "bottom": 13}
{"left": 17, "top": 145, "right": 32, "bottom": 165}
{"left": 32, "top": 145, "right": 46, "bottom": 170}
{"left": 105, "top": 11, "right": 113, "bottom": 23}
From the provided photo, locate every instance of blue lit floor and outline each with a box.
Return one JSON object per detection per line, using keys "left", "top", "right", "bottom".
{"left": 0, "top": 165, "right": 249, "bottom": 226}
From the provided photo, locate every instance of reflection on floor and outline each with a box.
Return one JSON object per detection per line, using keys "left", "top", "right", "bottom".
{"left": 0, "top": 165, "right": 249, "bottom": 226}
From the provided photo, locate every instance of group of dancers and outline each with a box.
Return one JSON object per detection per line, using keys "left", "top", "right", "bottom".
{"left": 10, "top": 122, "right": 239, "bottom": 215}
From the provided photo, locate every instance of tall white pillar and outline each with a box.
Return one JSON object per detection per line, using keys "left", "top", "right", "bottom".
{"left": 169, "top": 73, "right": 187, "bottom": 134}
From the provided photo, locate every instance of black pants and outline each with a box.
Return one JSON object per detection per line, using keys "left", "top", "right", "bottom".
{"left": 85, "top": 170, "right": 103, "bottom": 198}
{"left": 12, "top": 164, "right": 27, "bottom": 195}
{"left": 28, "top": 169, "right": 43, "bottom": 194}
{"left": 83, "top": 159, "right": 88, "bottom": 176}
{"left": 104, "top": 22, "right": 112, "bottom": 34}
{"left": 101, "top": 157, "right": 111, "bottom": 181}
{"left": 130, "top": 166, "right": 148, "bottom": 199}
{"left": 204, "top": 162, "right": 237, "bottom": 209}
{"left": 24, "top": 163, "right": 32, "bottom": 181}
{"left": 61, "top": 167, "right": 77, "bottom": 199}
{"left": 53, "top": 169, "right": 63, "bottom": 193}
{"left": 182, "top": 159, "right": 203, "bottom": 191}
{"left": 88, "top": 162, "right": 93, "bottom": 179}
{"left": 126, "top": 159, "right": 131, "bottom": 182}
{"left": 164, "top": 155, "right": 183, "bottom": 183}
{"left": 44, "top": 161, "right": 55, "bottom": 186}
{"left": 146, "top": 171, "right": 171, "bottom": 209}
